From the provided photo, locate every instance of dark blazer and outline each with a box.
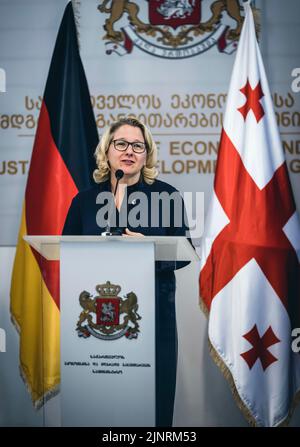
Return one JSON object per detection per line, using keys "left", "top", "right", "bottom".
{"left": 63, "top": 177, "right": 189, "bottom": 239}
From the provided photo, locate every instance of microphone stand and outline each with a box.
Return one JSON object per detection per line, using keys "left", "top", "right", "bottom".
{"left": 101, "top": 169, "right": 124, "bottom": 236}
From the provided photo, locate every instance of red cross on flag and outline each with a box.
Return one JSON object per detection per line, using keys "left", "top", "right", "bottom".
{"left": 199, "top": 2, "right": 300, "bottom": 427}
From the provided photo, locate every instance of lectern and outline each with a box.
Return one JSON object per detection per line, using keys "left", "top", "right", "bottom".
{"left": 24, "top": 235, "right": 198, "bottom": 427}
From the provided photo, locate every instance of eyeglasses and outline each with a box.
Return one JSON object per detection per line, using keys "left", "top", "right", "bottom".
{"left": 111, "top": 139, "right": 147, "bottom": 154}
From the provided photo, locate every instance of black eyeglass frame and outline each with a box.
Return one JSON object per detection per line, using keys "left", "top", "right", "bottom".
{"left": 111, "top": 139, "right": 147, "bottom": 154}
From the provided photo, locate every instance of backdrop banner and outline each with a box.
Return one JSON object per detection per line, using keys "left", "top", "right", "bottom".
{"left": 0, "top": 0, "right": 299, "bottom": 246}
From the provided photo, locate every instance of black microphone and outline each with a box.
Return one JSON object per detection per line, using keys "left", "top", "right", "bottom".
{"left": 114, "top": 169, "right": 124, "bottom": 195}
{"left": 101, "top": 169, "right": 124, "bottom": 236}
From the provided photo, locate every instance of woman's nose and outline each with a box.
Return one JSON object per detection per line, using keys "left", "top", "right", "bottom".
{"left": 125, "top": 144, "right": 134, "bottom": 155}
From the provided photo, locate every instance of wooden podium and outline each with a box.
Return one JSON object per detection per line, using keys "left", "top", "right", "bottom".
{"left": 24, "top": 236, "right": 198, "bottom": 427}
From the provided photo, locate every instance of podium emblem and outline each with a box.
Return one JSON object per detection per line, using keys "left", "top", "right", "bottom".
{"left": 77, "top": 281, "right": 141, "bottom": 340}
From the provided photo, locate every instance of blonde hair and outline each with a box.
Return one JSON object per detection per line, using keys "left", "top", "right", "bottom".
{"left": 93, "top": 118, "right": 158, "bottom": 185}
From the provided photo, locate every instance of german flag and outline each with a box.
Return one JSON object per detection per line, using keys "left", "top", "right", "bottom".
{"left": 10, "top": 2, "right": 98, "bottom": 407}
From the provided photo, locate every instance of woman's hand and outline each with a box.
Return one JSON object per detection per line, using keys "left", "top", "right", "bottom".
{"left": 123, "top": 228, "right": 145, "bottom": 237}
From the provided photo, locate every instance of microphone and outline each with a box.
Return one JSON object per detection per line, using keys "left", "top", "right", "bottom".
{"left": 101, "top": 169, "right": 124, "bottom": 236}
{"left": 114, "top": 169, "right": 124, "bottom": 195}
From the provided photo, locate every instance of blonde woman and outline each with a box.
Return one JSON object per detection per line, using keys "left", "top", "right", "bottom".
{"left": 63, "top": 117, "right": 192, "bottom": 426}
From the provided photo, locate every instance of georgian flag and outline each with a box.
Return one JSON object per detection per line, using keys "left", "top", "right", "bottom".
{"left": 199, "top": 3, "right": 300, "bottom": 427}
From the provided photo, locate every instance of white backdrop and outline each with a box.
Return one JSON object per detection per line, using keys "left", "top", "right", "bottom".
{"left": 0, "top": 0, "right": 300, "bottom": 426}
{"left": 0, "top": 0, "right": 299, "bottom": 246}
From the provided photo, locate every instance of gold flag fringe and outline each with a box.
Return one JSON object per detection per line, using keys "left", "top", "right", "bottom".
{"left": 200, "top": 295, "right": 300, "bottom": 427}
{"left": 10, "top": 313, "right": 20, "bottom": 335}
{"left": 11, "top": 311, "right": 60, "bottom": 410}
{"left": 19, "top": 364, "right": 60, "bottom": 411}
{"left": 199, "top": 296, "right": 209, "bottom": 318}
{"left": 208, "top": 338, "right": 257, "bottom": 426}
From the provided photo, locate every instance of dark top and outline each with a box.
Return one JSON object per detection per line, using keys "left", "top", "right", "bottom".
{"left": 62, "top": 177, "right": 192, "bottom": 271}
{"left": 63, "top": 178, "right": 188, "bottom": 237}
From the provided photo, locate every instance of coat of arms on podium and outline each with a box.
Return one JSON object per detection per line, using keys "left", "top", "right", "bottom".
{"left": 77, "top": 281, "right": 141, "bottom": 340}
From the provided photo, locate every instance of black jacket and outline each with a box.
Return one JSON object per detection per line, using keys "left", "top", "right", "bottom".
{"left": 63, "top": 178, "right": 189, "bottom": 238}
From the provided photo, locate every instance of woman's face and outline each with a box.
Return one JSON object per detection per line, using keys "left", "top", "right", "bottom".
{"left": 107, "top": 124, "right": 147, "bottom": 182}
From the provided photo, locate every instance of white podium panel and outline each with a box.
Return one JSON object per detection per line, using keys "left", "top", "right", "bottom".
{"left": 60, "top": 241, "right": 155, "bottom": 427}
{"left": 24, "top": 236, "right": 198, "bottom": 427}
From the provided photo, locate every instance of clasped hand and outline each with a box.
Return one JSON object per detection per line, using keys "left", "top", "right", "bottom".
{"left": 123, "top": 228, "right": 144, "bottom": 237}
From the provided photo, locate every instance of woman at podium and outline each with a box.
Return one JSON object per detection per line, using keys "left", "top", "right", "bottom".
{"left": 63, "top": 117, "right": 192, "bottom": 426}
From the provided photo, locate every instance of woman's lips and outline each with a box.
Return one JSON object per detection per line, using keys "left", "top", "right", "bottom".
{"left": 121, "top": 159, "right": 135, "bottom": 165}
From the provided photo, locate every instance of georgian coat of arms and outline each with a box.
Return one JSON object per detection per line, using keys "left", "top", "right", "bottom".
{"left": 97, "top": 0, "right": 259, "bottom": 58}
{"left": 77, "top": 281, "right": 141, "bottom": 340}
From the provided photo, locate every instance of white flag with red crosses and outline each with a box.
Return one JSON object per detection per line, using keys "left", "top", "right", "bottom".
{"left": 199, "top": 2, "right": 300, "bottom": 427}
